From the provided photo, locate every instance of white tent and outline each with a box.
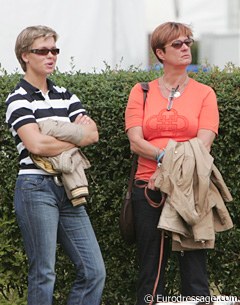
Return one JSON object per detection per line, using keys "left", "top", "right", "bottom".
{"left": 146, "top": 0, "right": 227, "bottom": 38}
{"left": 0, "top": 0, "right": 238, "bottom": 73}
{"left": 146, "top": 0, "right": 240, "bottom": 69}
{"left": 0, "top": 0, "right": 147, "bottom": 73}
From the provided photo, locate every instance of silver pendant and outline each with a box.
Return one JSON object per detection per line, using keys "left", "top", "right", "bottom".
{"left": 174, "top": 91, "right": 181, "bottom": 98}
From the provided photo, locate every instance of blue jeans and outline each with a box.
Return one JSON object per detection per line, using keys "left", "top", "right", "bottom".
{"left": 14, "top": 175, "right": 106, "bottom": 305}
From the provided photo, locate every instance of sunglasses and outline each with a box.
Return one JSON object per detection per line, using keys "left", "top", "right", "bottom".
{"left": 30, "top": 48, "right": 60, "bottom": 56}
{"left": 165, "top": 38, "right": 194, "bottom": 49}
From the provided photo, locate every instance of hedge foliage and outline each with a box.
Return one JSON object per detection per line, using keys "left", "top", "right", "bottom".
{"left": 0, "top": 64, "right": 239, "bottom": 304}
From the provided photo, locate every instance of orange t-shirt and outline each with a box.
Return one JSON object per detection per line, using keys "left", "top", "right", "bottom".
{"left": 125, "top": 78, "right": 219, "bottom": 180}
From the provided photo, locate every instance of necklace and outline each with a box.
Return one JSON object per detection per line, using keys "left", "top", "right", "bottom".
{"left": 161, "top": 74, "right": 189, "bottom": 98}
{"left": 158, "top": 75, "right": 189, "bottom": 111}
{"left": 167, "top": 87, "right": 179, "bottom": 111}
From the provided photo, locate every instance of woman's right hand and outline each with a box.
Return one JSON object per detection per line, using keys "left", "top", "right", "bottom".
{"left": 148, "top": 167, "right": 161, "bottom": 190}
{"left": 74, "top": 114, "right": 99, "bottom": 146}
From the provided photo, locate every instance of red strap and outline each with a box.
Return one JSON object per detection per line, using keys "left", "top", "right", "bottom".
{"left": 149, "top": 231, "right": 165, "bottom": 305}
{"left": 144, "top": 186, "right": 167, "bottom": 208}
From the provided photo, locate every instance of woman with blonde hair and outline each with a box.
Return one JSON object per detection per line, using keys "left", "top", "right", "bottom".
{"left": 6, "top": 25, "right": 106, "bottom": 305}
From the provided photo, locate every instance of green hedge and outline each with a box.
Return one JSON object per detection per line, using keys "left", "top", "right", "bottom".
{"left": 0, "top": 65, "right": 239, "bottom": 304}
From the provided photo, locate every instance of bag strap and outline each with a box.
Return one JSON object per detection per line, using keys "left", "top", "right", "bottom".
{"left": 140, "top": 82, "right": 149, "bottom": 106}
{"left": 126, "top": 153, "right": 138, "bottom": 197}
{"left": 127, "top": 82, "right": 149, "bottom": 192}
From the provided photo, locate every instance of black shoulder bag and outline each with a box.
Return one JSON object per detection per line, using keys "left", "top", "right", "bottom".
{"left": 119, "top": 82, "right": 149, "bottom": 244}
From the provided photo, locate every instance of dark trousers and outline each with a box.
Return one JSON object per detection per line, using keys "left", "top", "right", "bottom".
{"left": 132, "top": 182, "right": 210, "bottom": 305}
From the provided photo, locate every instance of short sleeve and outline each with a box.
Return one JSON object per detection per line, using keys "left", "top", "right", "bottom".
{"left": 125, "top": 83, "right": 145, "bottom": 132}
{"left": 198, "top": 88, "right": 219, "bottom": 134}
{"left": 5, "top": 97, "right": 36, "bottom": 131}
{"left": 67, "top": 93, "right": 86, "bottom": 122}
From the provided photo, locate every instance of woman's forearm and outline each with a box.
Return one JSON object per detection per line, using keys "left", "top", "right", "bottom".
{"left": 127, "top": 127, "right": 163, "bottom": 161}
{"left": 197, "top": 129, "right": 216, "bottom": 152}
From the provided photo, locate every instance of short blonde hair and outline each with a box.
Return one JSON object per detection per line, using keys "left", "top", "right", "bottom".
{"left": 151, "top": 22, "right": 193, "bottom": 63}
{"left": 15, "top": 25, "right": 58, "bottom": 72}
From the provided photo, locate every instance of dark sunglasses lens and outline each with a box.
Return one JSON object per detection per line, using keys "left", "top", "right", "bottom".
{"left": 184, "top": 39, "right": 193, "bottom": 47}
{"left": 172, "top": 39, "right": 193, "bottom": 49}
{"left": 171, "top": 41, "right": 183, "bottom": 49}
{"left": 40, "top": 50, "right": 49, "bottom": 55}
{"left": 51, "top": 49, "right": 60, "bottom": 55}
{"left": 31, "top": 49, "right": 60, "bottom": 55}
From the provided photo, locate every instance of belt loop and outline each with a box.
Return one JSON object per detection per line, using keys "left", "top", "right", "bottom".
{"left": 134, "top": 180, "right": 148, "bottom": 188}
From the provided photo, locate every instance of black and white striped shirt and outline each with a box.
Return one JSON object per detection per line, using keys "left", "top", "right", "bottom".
{"left": 5, "top": 78, "right": 86, "bottom": 175}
